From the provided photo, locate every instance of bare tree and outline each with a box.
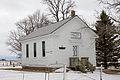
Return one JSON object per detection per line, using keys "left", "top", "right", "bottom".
{"left": 98, "top": 0, "right": 120, "bottom": 24}
{"left": 43, "top": 0, "right": 75, "bottom": 22}
{"left": 16, "top": 10, "right": 51, "bottom": 35}
{"left": 6, "top": 30, "right": 22, "bottom": 57}
{"left": 7, "top": 10, "right": 51, "bottom": 57}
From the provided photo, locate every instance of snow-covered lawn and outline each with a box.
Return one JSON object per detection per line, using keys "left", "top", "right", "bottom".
{"left": 0, "top": 67, "right": 120, "bottom": 80}
{"left": 84, "top": 70, "right": 120, "bottom": 80}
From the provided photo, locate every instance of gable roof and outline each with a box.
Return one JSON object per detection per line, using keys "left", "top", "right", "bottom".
{"left": 20, "top": 16, "right": 74, "bottom": 41}
{"left": 20, "top": 15, "right": 97, "bottom": 41}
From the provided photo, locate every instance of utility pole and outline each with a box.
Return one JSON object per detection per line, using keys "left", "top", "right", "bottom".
{"left": 100, "top": 63, "right": 102, "bottom": 80}
{"left": 23, "top": 71, "right": 24, "bottom": 80}
{"left": 63, "top": 65, "right": 66, "bottom": 80}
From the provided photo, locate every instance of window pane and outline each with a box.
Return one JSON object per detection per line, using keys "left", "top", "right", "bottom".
{"left": 71, "top": 32, "right": 81, "bottom": 39}
{"left": 42, "top": 41, "right": 45, "bottom": 57}
{"left": 73, "top": 46, "right": 78, "bottom": 56}
{"left": 26, "top": 44, "right": 29, "bottom": 58}
{"left": 34, "top": 43, "right": 37, "bottom": 57}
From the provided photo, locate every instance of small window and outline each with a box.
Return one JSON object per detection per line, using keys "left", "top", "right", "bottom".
{"left": 42, "top": 41, "right": 45, "bottom": 57}
{"left": 26, "top": 44, "right": 29, "bottom": 58}
{"left": 73, "top": 45, "right": 78, "bottom": 56}
{"left": 71, "top": 32, "right": 81, "bottom": 39}
{"left": 34, "top": 43, "right": 37, "bottom": 57}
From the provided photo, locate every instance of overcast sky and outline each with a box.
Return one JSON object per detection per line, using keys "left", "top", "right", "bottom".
{"left": 0, "top": 0, "right": 102, "bottom": 58}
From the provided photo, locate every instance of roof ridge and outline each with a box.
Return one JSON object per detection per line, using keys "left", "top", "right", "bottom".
{"left": 38, "top": 16, "right": 74, "bottom": 29}
{"left": 50, "top": 16, "right": 75, "bottom": 34}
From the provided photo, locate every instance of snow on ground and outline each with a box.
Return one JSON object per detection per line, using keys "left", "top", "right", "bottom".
{"left": 0, "top": 61, "right": 119, "bottom": 80}
{"left": 82, "top": 70, "right": 120, "bottom": 80}
{"left": 0, "top": 70, "right": 96, "bottom": 80}
{"left": 55, "top": 67, "right": 71, "bottom": 73}
{"left": 0, "top": 68, "right": 120, "bottom": 80}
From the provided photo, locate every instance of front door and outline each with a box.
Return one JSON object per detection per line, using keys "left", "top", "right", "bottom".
{"left": 73, "top": 45, "right": 78, "bottom": 56}
{"left": 69, "top": 57, "right": 79, "bottom": 67}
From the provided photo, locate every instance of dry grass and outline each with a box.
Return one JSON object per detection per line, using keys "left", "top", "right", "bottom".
{"left": 103, "top": 70, "right": 120, "bottom": 75}
{"left": 0, "top": 68, "right": 70, "bottom": 73}
{"left": 3, "top": 68, "right": 120, "bottom": 74}
{"left": 0, "top": 68, "right": 47, "bottom": 72}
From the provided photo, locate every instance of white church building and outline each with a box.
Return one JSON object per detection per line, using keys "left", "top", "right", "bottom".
{"left": 20, "top": 11, "right": 98, "bottom": 70}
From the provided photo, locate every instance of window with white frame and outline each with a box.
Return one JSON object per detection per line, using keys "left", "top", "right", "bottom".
{"left": 71, "top": 32, "right": 81, "bottom": 39}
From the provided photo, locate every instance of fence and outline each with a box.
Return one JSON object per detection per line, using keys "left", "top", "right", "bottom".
{"left": 0, "top": 60, "right": 21, "bottom": 67}
{"left": 0, "top": 70, "right": 96, "bottom": 80}
{"left": 0, "top": 62, "right": 96, "bottom": 80}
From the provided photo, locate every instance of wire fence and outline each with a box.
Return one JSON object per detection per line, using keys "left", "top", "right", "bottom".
{"left": 0, "top": 70, "right": 95, "bottom": 80}
{"left": 0, "top": 62, "right": 96, "bottom": 80}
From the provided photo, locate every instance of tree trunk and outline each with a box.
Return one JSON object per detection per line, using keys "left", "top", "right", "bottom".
{"left": 104, "top": 53, "right": 108, "bottom": 69}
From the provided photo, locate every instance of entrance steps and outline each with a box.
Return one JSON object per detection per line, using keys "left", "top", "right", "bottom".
{"left": 69, "top": 57, "right": 95, "bottom": 73}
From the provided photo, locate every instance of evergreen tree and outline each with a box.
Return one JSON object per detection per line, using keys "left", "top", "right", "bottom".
{"left": 95, "top": 10, "right": 120, "bottom": 69}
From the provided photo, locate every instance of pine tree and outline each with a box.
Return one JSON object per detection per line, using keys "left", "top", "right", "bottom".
{"left": 95, "top": 10, "right": 120, "bottom": 69}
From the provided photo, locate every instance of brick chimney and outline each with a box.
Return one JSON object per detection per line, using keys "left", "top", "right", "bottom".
{"left": 71, "top": 10, "right": 75, "bottom": 17}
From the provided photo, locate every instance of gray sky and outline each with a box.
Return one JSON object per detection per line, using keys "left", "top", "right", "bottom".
{"left": 0, "top": 0, "right": 101, "bottom": 57}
